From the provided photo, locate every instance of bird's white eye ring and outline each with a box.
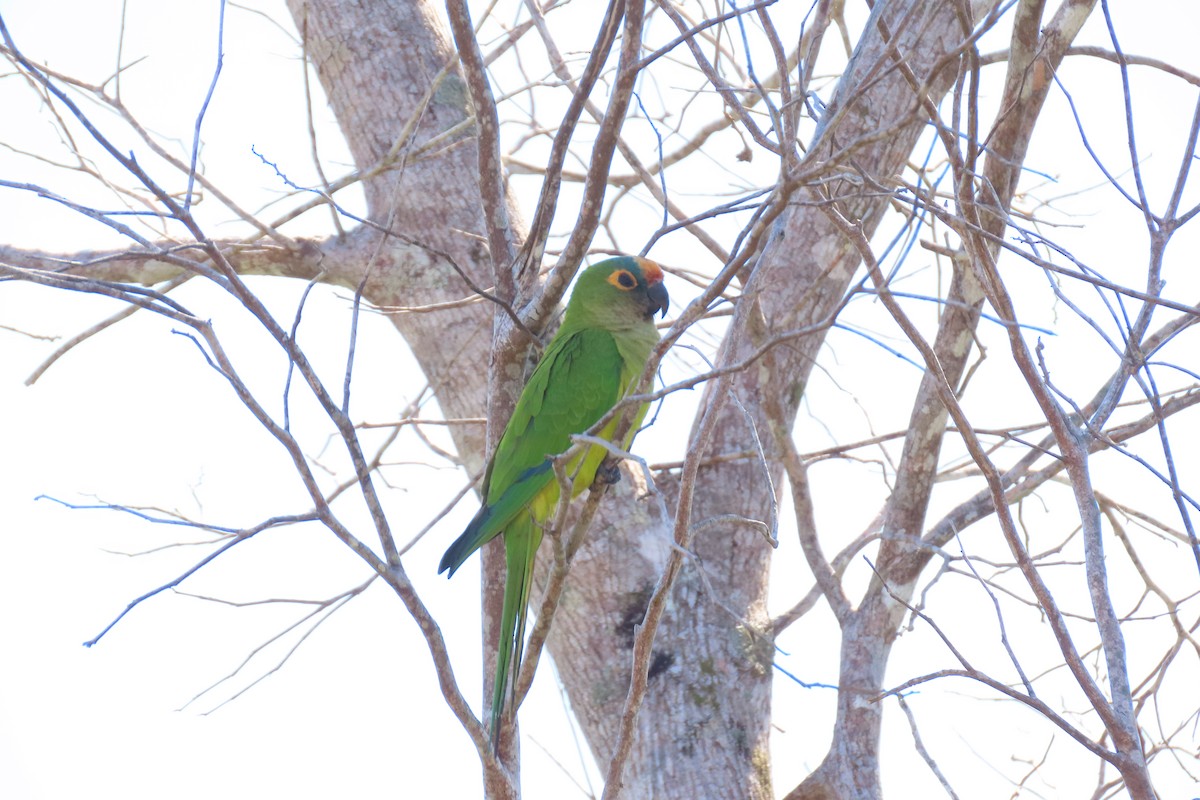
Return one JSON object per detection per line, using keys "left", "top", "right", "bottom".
{"left": 608, "top": 269, "right": 637, "bottom": 290}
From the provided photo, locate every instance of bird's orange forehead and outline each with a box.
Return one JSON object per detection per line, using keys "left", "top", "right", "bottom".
{"left": 633, "top": 256, "right": 664, "bottom": 284}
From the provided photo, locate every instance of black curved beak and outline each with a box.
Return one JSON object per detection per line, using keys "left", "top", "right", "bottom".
{"left": 646, "top": 280, "right": 669, "bottom": 319}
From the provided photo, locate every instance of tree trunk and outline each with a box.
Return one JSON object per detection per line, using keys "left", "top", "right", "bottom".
{"left": 286, "top": 0, "right": 506, "bottom": 470}
{"left": 548, "top": 2, "right": 1000, "bottom": 798}
{"left": 285, "top": 0, "right": 1002, "bottom": 796}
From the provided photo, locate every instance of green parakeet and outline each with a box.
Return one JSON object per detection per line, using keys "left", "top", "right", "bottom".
{"left": 438, "top": 255, "right": 669, "bottom": 748}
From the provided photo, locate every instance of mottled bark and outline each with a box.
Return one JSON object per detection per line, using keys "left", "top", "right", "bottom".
{"left": 283, "top": 0, "right": 501, "bottom": 468}
{"left": 544, "top": 2, "right": 1003, "bottom": 799}
{"left": 787, "top": 1, "right": 1106, "bottom": 797}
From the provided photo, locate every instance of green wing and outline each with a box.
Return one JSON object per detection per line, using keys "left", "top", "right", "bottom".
{"left": 489, "top": 327, "right": 626, "bottom": 500}
{"left": 437, "top": 327, "right": 626, "bottom": 576}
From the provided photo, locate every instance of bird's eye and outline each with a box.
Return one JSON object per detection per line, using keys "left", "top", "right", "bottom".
{"left": 608, "top": 269, "right": 637, "bottom": 290}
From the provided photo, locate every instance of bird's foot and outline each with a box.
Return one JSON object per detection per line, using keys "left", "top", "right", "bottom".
{"left": 595, "top": 460, "right": 622, "bottom": 486}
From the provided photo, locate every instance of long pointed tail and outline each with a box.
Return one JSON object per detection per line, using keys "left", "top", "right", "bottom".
{"left": 490, "top": 515, "right": 542, "bottom": 751}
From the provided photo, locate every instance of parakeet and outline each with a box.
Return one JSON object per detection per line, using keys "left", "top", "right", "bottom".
{"left": 438, "top": 255, "right": 669, "bottom": 748}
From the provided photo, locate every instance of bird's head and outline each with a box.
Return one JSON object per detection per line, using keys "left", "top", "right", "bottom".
{"left": 564, "top": 256, "right": 670, "bottom": 330}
